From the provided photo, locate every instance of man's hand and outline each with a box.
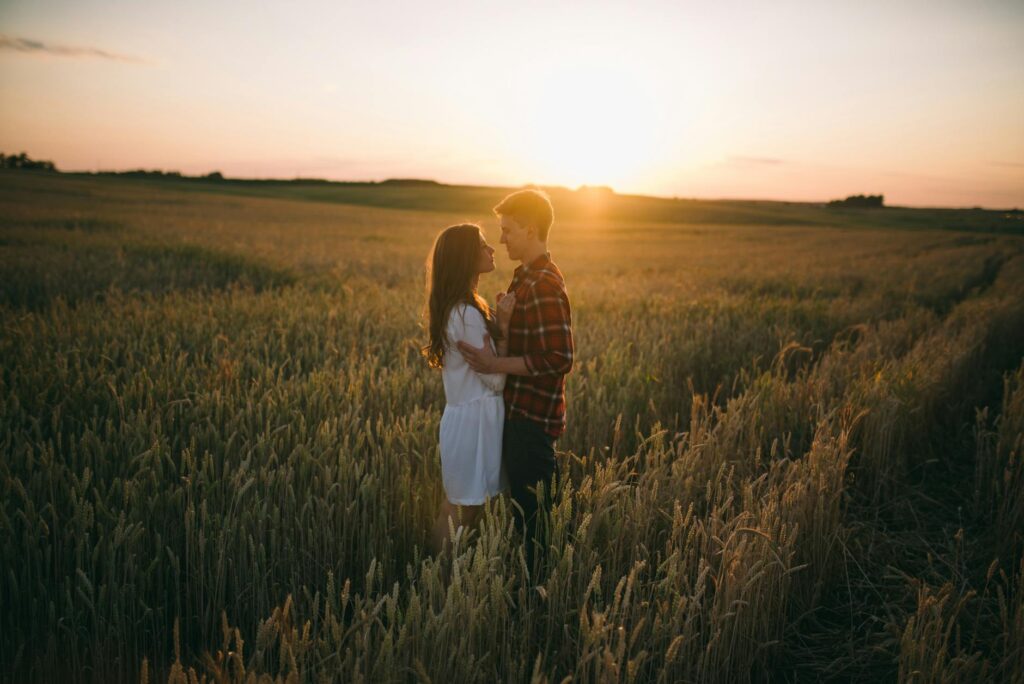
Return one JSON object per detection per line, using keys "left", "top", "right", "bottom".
{"left": 457, "top": 334, "right": 497, "bottom": 373}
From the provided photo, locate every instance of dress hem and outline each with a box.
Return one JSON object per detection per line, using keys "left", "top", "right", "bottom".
{"left": 446, "top": 491, "right": 505, "bottom": 506}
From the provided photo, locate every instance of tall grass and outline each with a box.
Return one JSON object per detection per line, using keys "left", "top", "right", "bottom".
{"left": 1, "top": 172, "right": 1023, "bottom": 682}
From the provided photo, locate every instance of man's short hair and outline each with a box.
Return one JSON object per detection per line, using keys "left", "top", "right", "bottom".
{"left": 493, "top": 189, "right": 554, "bottom": 241}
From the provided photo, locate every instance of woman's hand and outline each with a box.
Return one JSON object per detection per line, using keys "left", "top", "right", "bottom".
{"left": 496, "top": 291, "right": 516, "bottom": 335}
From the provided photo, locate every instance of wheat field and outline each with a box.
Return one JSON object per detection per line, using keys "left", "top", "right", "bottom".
{"left": 1, "top": 171, "right": 1023, "bottom": 682}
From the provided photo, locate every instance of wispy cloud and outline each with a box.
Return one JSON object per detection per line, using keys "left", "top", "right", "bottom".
{"left": 990, "top": 161, "right": 1024, "bottom": 169}
{"left": 0, "top": 35, "right": 148, "bottom": 64}
{"left": 728, "top": 155, "right": 786, "bottom": 166}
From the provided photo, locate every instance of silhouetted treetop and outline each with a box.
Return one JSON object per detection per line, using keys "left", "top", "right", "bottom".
{"left": 828, "top": 194, "right": 884, "bottom": 208}
{"left": 1, "top": 152, "right": 57, "bottom": 171}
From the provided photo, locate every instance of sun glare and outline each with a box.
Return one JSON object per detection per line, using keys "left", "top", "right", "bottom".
{"left": 521, "top": 64, "right": 665, "bottom": 190}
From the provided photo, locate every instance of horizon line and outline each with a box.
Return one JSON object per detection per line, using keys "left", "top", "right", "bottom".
{"left": 58, "top": 168, "right": 1023, "bottom": 212}
{"left": 1, "top": 158, "right": 1020, "bottom": 212}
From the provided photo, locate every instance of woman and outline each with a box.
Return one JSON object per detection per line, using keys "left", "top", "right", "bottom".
{"left": 423, "top": 223, "right": 515, "bottom": 555}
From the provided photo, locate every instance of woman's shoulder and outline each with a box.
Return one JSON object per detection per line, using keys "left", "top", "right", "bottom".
{"left": 447, "top": 303, "right": 484, "bottom": 326}
{"left": 445, "top": 304, "right": 477, "bottom": 338}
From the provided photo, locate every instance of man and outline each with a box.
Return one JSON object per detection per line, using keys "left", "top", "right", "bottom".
{"left": 457, "top": 189, "right": 573, "bottom": 575}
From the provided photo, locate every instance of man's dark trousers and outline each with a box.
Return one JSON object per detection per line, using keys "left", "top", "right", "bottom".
{"left": 503, "top": 417, "right": 556, "bottom": 576}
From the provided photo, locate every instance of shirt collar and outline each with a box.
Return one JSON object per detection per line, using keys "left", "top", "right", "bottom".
{"left": 515, "top": 252, "right": 551, "bottom": 279}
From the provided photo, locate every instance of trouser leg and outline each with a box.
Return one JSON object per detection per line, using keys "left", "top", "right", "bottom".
{"left": 503, "top": 418, "right": 556, "bottom": 576}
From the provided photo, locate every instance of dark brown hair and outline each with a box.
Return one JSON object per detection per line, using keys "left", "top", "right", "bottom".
{"left": 493, "top": 189, "right": 554, "bottom": 241}
{"left": 422, "top": 224, "right": 501, "bottom": 368}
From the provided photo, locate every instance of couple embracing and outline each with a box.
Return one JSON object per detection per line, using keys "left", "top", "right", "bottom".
{"left": 422, "top": 189, "right": 573, "bottom": 573}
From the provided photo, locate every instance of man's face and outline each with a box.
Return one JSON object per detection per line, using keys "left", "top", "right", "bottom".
{"left": 499, "top": 215, "right": 531, "bottom": 261}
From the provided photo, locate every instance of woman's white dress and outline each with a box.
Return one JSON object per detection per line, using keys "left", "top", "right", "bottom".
{"left": 439, "top": 304, "right": 507, "bottom": 505}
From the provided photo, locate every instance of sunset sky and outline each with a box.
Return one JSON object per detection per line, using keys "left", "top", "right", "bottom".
{"left": 1, "top": 0, "right": 1022, "bottom": 207}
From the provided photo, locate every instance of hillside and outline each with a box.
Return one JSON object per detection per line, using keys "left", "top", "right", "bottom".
{"left": 34, "top": 170, "right": 1022, "bottom": 235}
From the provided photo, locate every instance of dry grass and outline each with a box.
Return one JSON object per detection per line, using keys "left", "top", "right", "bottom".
{"left": 1, "top": 172, "right": 1023, "bottom": 682}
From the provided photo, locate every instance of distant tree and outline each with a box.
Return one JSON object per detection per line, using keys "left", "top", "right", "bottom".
{"left": 202, "top": 171, "right": 224, "bottom": 181}
{"left": 1, "top": 151, "right": 57, "bottom": 171}
{"left": 380, "top": 178, "right": 439, "bottom": 186}
{"left": 827, "top": 194, "right": 884, "bottom": 208}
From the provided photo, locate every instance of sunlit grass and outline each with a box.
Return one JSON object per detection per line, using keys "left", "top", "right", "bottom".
{"left": 1, "top": 172, "right": 1023, "bottom": 682}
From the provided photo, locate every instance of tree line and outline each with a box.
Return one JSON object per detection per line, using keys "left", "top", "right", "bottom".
{"left": 1, "top": 152, "right": 57, "bottom": 171}
{"left": 828, "top": 194, "right": 884, "bottom": 208}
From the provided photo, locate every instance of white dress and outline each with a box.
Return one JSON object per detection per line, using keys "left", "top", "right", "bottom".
{"left": 439, "top": 304, "right": 508, "bottom": 505}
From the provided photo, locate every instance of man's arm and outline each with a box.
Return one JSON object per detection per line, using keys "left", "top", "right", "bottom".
{"left": 458, "top": 307, "right": 506, "bottom": 392}
{"left": 457, "top": 336, "right": 531, "bottom": 376}
{"left": 520, "top": 276, "right": 573, "bottom": 376}
{"left": 457, "top": 277, "right": 573, "bottom": 376}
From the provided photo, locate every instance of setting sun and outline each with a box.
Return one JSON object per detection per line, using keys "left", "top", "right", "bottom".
{"left": 520, "top": 62, "right": 668, "bottom": 189}
{"left": 0, "top": 1, "right": 1020, "bottom": 205}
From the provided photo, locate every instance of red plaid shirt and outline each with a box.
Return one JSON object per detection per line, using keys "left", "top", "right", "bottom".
{"left": 504, "top": 253, "right": 574, "bottom": 438}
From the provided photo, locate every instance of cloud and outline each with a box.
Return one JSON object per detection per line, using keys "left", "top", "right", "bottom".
{"left": 0, "top": 35, "right": 148, "bottom": 64}
{"left": 727, "top": 155, "right": 785, "bottom": 166}
{"left": 990, "top": 161, "right": 1024, "bottom": 169}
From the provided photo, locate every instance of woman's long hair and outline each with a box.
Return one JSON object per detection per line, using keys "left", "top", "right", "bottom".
{"left": 423, "top": 224, "right": 502, "bottom": 368}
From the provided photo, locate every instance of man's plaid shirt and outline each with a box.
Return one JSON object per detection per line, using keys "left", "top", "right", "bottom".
{"left": 504, "top": 253, "right": 574, "bottom": 438}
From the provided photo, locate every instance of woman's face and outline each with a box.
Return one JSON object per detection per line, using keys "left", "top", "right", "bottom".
{"left": 476, "top": 232, "right": 496, "bottom": 274}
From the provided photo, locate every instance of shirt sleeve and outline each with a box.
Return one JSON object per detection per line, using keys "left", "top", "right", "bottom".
{"left": 451, "top": 305, "right": 506, "bottom": 393}
{"left": 521, "top": 276, "right": 574, "bottom": 377}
